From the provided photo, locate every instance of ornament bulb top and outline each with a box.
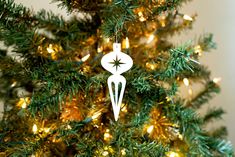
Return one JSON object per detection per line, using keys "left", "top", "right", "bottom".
{"left": 113, "top": 43, "right": 121, "bottom": 52}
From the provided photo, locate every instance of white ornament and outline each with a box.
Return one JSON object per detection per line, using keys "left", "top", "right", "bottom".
{"left": 101, "top": 43, "right": 133, "bottom": 121}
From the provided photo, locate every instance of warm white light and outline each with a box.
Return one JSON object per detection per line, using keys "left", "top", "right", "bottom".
{"left": 125, "top": 37, "right": 130, "bottom": 49}
{"left": 46, "top": 44, "right": 54, "bottom": 53}
{"left": 121, "top": 106, "right": 128, "bottom": 113}
{"left": 183, "top": 78, "right": 190, "bottom": 86}
{"left": 102, "top": 151, "right": 109, "bottom": 156}
{"left": 32, "top": 124, "right": 38, "bottom": 134}
{"left": 97, "top": 46, "right": 103, "bottom": 53}
{"left": 91, "top": 111, "right": 102, "bottom": 120}
{"left": 81, "top": 54, "right": 90, "bottom": 62}
{"left": 104, "top": 132, "right": 111, "bottom": 138}
{"left": 67, "top": 125, "right": 72, "bottom": 130}
{"left": 194, "top": 45, "right": 202, "bottom": 56}
{"left": 188, "top": 88, "right": 193, "bottom": 96}
{"left": 121, "top": 149, "right": 126, "bottom": 155}
{"left": 11, "top": 81, "right": 17, "bottom": 87}
{"left": 21, "top": 102, "right": 27, "bottom": 109}
{"left": 44, "top": 128, "right": 50, "bottom": 133}
{"left": 138, "top": 11, "right": 146, "bottom": 22}
{"left": 183, "top": 14, "right": 193, "bottom": 21}
{"left": 168, "top": 152, "right": 179, "bottom": 157}
{"left": 147, "top": 125, "right": 154, "bottom": 134}
{"left": 213, "top": 77, "right": 222, "bottom": 84}
{"left": 147, "top": 34, "right": 155, "bottom": 43}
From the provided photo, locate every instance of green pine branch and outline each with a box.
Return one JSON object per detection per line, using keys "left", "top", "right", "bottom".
{"left": 187, "top": 81, "right": 220, "bottom": 109}
{"left": 29, "top": 61, "right": 87, "bottom": 117}
{"left": 210, "top": 126, "right": 228, "bottom": 139}
{"left": 158, "top": 44, "right": 195, "bottom": 80}
{"left": 203, "top": 108, "right": 225, "bottom": 124}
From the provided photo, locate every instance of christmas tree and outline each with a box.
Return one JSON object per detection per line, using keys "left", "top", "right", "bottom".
{"left": 0, "top": 0, "right": 234, "bottom": 156}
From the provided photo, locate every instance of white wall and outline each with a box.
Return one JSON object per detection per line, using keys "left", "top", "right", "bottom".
{"left": 8, "top": 0, "right": 235, "bottom": 145}
{"left": 179, "top": 0, "right": 235, "bottom": 145}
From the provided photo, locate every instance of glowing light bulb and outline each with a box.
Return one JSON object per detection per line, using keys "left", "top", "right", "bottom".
{"left": 21, "top": 102, "right": 27, "bottom": 109}
{"left": 46, "top": 44, "right": 54, "bottom": 53}
{"left": 183, "top": 14, "right": 193, "bottom": 21}
{"left": 104, "top": 132, "right": 111, "bottom": 140}
{"left": 11, "top": 81, "right": 17, "bottom": 87}
{"left": 188, "top": 88, "right": 193, "bottom": 96}
{"left": 147, "top": 34, "right": 155, "bottom": 43}
{"left": 138, "top": 11, "right": 146, "bottom": 22}
{"left": 121, "top": 105, "right": 128, "bottom": 113}
{"left": 213, "top": 77, "right": 222, "bottom": 84}
{"left": 104, "top": 129, "right": 112, "bottom": 141}
{"left": 17, "top": 97, "right": 30, "bottom": 109}
{"left": 121, "top": 149, "right": 126, "bottom": 155}
{"left": 102, "top": 151, "right": 109, "bottom": 156}
{"left": 146, "top": 62, "right": 157, "bottom": 70}
{"left": 67, "top": 125, "right": 72, "bottom": 130}
{"left": 147, "top": 125, "right": 154, "bottom": 134}
{"left": 194, "top": 45, "right": 202, "bottom": 56}
{"left": 91, "top": 111, "right": 102, "bottom": 120}
{"left": 81, "top": 54, "right": 90, "bottom": 62}
{"left": 166, "top": 151, "right": 180, "bottom": 157}
{"left": 44, "top": 128, "right": 50, "bottom": 133}
{"left": 97, "top": 46, "right": 103, "bottom": 53}
{"left": 125, "top": 37, "right": 130, "bottom": 49}
{"left": 32, "top": 124, "right": 38, "bottom": 134}
{"left": 183, "top": 78, "right": 190, "bottom": 86}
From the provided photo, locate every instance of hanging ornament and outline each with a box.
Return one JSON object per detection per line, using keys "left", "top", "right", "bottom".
{"left": 101, "top": 43, "right": 133, "bottom": 121}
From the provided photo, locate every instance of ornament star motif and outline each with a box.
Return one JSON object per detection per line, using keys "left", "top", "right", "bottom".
{"left": 109, "top": 55, "right": 125, "bottom": 71}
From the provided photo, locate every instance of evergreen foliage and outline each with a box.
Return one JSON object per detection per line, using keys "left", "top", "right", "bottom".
{"left": 0, "top": 0, "right": 233, "bottom": 156}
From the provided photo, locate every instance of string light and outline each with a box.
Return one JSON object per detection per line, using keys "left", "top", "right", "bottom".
{"left": 188, "top": 88, "right": 193, "bottom": 96}
{"left": 43, "top": 128, "right": 50, "bottom": 133}
{"left": 102, "top": 151, "right": 109, "bottom": 156}
{"left": 121, "top": 149, "right": 126, "bottom": 156}
{"left": 46, "top": 44, "right": 55, "bottom": 53}
{"left": 213, "top": 77, "right": 222, "bottom": 84}
{"left": 183, "top": 14, "right": 193, "bottom": 21}
{"left": 11, "top": 81, "right": 17, "bottom": 87}
{"left": 17, "top": 97, "right": 30, "bottom": 109}
{"left": 183, "top": 78, "right": 190, "bottom": 87}
{"left": 125, "top": 37, "right": 130, "bottom": 49}
{"left": 147, "top": 125, "right": 154, "bottom": 134}
{"left": 104, "top": 129, "right": 112, "bottom": 141}
{"left": 147, "top": 34, "right": 155, "bottom": 44}
{"left": 121, "top": 104, "right": 128, "bottom": 113}
{"left": 138, "top": 11, "right": 146, "bottom": 22}
{"left": 106, "top": 38, "right": 110, "bottom": 43}
{"left": 159, "top": 15, "right": 166, "bottom": 27}
{"left": 97, "top": 46, "right": 103, "bottom": 53}
{"left": 146, "top": 62, "right": 157, "bottom": 70}
{"left": 91, "top": 110, "right": 102, "bottom": 120}
{"left": 166, "top": 151, "right": 181, "bottom": 157}
{"left": 81, "top": 54, "right": 90, "bottom": 62}
{"left": 66, "top": 125, "right": 72, "bottom": 130}
{"left": 194, "top": 45, "right": 202, "bottom": 56}
{"left": 32, "top": 124, "right": 38, "bottom": 134}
